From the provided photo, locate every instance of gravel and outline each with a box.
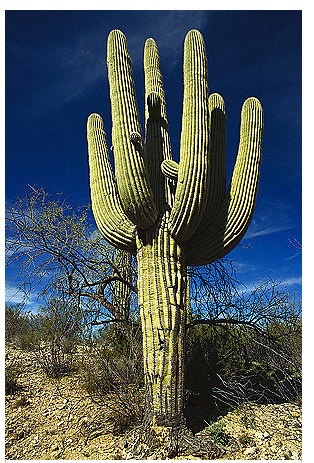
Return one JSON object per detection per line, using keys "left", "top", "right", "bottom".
{"left": 5, "top": 343, "right": 301, "bottom": 460}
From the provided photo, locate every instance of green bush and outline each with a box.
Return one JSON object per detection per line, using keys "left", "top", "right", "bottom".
{"left": 5, "top": 362, "right": 22, "bottom": 395}
{"left": 30, "top": 298, "right": 83, "bottom": 377}
{"left": 206, "top": 419, "right": 229, "bottom": 446}
{"left": 5, "top": 304, "right": 35, "bottom": 350}
{"left": 79, "top": 324, "right": 144, "bottom": 433}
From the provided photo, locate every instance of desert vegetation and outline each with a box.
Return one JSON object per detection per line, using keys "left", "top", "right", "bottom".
{"left": 5, "top": 293, "right": 301, "bottom": 459}
{"left": 5, "top": 188, "right": 301, "bottom": 459}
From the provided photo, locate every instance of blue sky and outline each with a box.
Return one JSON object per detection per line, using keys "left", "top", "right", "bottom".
{"left": 5, "top": 10, "right": 302, "bottom": 307}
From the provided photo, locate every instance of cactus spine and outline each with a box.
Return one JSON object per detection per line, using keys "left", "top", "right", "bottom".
{"left": 87, "top": 29, "right": 263, "bottom": 429}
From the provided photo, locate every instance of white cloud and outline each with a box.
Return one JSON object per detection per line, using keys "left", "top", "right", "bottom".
{"left": 236, "top": 275, "right": 302, "bottom": 295}
{"left": 5, "top": 285, "right": 28, "bottom": 304}
{"left": 232, "top": 260, "right": 257, "bottom": 274}
{"left": 127, "top": 11, "right": 210, "bottom": 68}
{"left": 244, "top": 199, "right": 298, "bottom": 240}
{"left": 278, "top": 276, "right": 302, "bottom": 287}
{"left": 245, "top": 223, "right": 296, "bottom": 239}
{"left": 5, "top": 285, "right": 41, "bottom": 313}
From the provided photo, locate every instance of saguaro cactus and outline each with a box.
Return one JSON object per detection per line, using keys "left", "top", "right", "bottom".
{"left": 87, "top": 28, "right": 263, "bottom": 443}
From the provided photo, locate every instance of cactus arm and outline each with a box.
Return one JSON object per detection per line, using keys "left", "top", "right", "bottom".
{"left": 144, "top": 38, "right": 169, "bottom": 126}
{"left": 185, "top": 97, "right": 263, "bottom": 266}
{"left": 176, "top": 92, "right": 226, "bottom": 238}
{"left": 144, "top": 39, "right": 175, "bottom": 213}
{"left": 107, "top": 29, "right": 157, "bottom": 229}
{"left": 87, "top": 113, "right": 136, "bottom": 252}
{"left": 161, "top": 159, "right": 179, "bottom": 180}
{"left": 168, "top": 29, "right": 210, "bottom": 242}
{"left": 205, "top": 93, "right": 227, "bottom": 225}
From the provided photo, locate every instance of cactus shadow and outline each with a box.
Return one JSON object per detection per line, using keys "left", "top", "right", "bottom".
{"left": 184, "top": 341, "right": 230, "bottom": 434}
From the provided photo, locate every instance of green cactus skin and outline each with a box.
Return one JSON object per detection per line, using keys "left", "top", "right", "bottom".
{"left": 168, "top": 30, "right": 210, "bottom": 242}
{"left": 87, "top": 29, "right": 263, "bottom": 431}
{"left": 144, "top": 37, "right": 175, "bottom": 214}
{"left": 107, "top": 30, "right": 158, "bottom": 229}
{"left": 87, "top": 113, "right": 136, "bottom": 252}
{"left": 161, "top": 159, "right": 179, "bottom": 180}
{"left": 136, "top": 214, "right": 186, "bottom": 421}
{"left": 185, "top": 96, "right": 263, "bottom": 266}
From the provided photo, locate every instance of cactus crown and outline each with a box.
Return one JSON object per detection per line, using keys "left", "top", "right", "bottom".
{"left": 87, "top": 29, "right": 263, "bottom": 265}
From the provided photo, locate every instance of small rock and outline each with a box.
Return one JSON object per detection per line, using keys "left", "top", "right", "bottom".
{"left": 15, "top": 396, "right": 29, "bottom": 407}
{"left": 14, "top": 429, "right": 25, "bottom": 440}
{"left": 244, "top": 446, "right": 256, "bottom": 455}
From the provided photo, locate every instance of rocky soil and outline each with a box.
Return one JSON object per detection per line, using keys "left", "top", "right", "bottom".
{"left": 5, "top": 343, "right": 302, "bottom": 460}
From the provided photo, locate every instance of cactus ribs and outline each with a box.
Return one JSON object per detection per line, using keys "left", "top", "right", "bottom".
{"left": 87, "top": 29, "right": 263, "bottom": 456}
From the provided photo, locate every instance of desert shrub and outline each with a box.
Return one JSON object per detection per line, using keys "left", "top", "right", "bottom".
{"left": 30, "top": 298, "right": 83, "bottom": 377}
{"left": 5, "top": 361, "right": 22, "bottom": 395}
{"left": 79, "top": 322, "right": 144, "bottom": 434}
{"left": 185, "top": 319, "right": 302, "bottom": 422}
{"left": 206, "top": 419, "right": 230, "bottom": 446}
{"left": 242, "top": 320, "right": 302, "bottom": 404}
{"left": 5, "top": 303, "right": 36, "bottom": 350}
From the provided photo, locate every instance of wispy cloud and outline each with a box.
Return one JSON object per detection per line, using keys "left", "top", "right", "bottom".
{"left": 237, "top": 275, "right": 302, "bottom": 295}
{"left": 126, "top": 10, "right": 210, "bottom": 69}
{"left": 232, "top": 260, "right": 258, "bottom": 275}
{"left": 5, "top": 285, "right": 23, "bottom": 304}
{"left": 7, "top": 11, "right": 211, "bottom": 118}
{"left": 245, "top": 222, "right": 296, "bottom": 239}
{"left": 285, "top": 252, "right": 302, "bottom": 261}
{"left": 244, "top": 199, "right": 298, "bottom": 240}
{"left": 279, "top": 276, "right": 302, "bottom": 286}
{"left": 6, "top": 33, "right": 105, "bottom": 116}
{"left": 5, "top": 285, "right": 41, "bottom": 312}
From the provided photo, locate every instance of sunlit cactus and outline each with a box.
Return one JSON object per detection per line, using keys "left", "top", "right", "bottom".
{"left": 87, "top": 28, "right": 263, "bottom": 437}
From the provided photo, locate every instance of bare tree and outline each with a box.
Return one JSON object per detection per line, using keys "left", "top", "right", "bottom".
{"left": 185, "top": 269, "right": 301, "bottom": 419}
{"left": 5, "top": 187, "right": 137, "bottom": 331}
{"left": 189, "top": 264, "right": 301, "bottom": 333}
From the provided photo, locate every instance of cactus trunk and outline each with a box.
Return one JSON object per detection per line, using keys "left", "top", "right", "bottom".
{"left": 137, "top": 215, "right": 187, "bottom": 425}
